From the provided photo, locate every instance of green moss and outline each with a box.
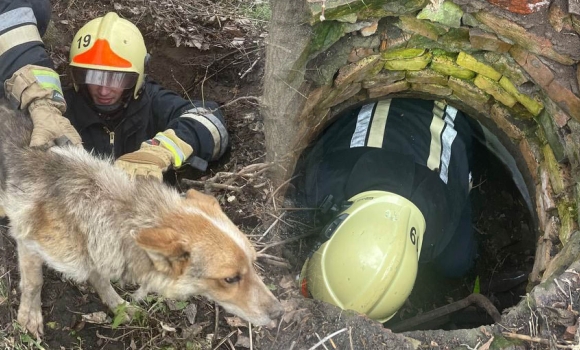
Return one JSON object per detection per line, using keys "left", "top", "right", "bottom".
{"left": 489, "top": 334, "right": 525, "bottom": 349}
{"left": 381, "top": 47, "right": 426, "bottom": 60}
{"left": 417, "top": 0, "right": 463, "bottom": 28}
{"left": 310, "top": 21, "right": 346, "bottom": 56}
{"left": 430, "top": 55, "right": 476, "bottom": 80}
{"left": 437, "top": 27, "right": 472, "bottom": 52}
{"left": 457, "top": 52, "right": 502, "bottom": 81}
{"left": 384, "top": 51, "right": 433, "bottom": 70}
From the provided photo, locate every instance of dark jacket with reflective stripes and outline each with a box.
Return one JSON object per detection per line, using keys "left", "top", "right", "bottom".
{"left": 300, "top": 98, "right": 483, "bottom": 262}
{"left": 63, "top": 79, "right": 227, "bottom": 162}
{"left": 0, "top": 0, "right": 53, "bottom": 96}
{"left": 0, "top": 0, "right": 228, "bottom": 164}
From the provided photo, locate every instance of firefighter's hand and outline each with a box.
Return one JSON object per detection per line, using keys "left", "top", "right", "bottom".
{"left": 115, "top": 129, "right": 193, "bottom": 181}
{"left": 28, "top": 100, "right": 82, "bottom": 147}
{"left": 4, "top": 64, "right": 82, "bottom": 148}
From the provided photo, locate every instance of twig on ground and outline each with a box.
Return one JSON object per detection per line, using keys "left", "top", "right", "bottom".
{"left": 502, "top": 332, "right": 573, "bottom": 348}
{"left": 213, "top": 304, "right": 220, "bottom": 347}
{"left": 279, "top": 207, "right": 320, "bottom": 211}
{"left": 212, "top": 329, "right": 237, "bottom": 350}
{"left": 138, "top": 333, "right": 161, "bottom": 350}
{"left": 348, "top": 327, "right": 354, "bottom": 350}
{"left": 257, "top": 212, "right": 286, "bottom": 243}
{"left": 219, "top": 96, "right": 262, "bottom": 110}
{"left": 261, "top": 258, "right": 291, "bottom": 268}
{"left": 267, "top": 212, "right": 296, "bottom": 228}
{"left": 314, "top": 333, "right": 330, "bottom": 350}
{"left": 307, "top": 328, "right": 348, "bottom": 350}
{"left": 181, "top": 179, "right": 243, "bottom": 193}
{"left": 249, "top": 322, "right": 253, "bottom": 350}
{"left": 257, "top": 232, "right": 316, "bottom": 254}
{"left": 270, "top": 175, "right": 300, "bottom": 211}
{"left": 239, "top": 57, "right": 261, "bottom": 80}
{"left": 257, "top": 253, "right": 288, "bottom": 263}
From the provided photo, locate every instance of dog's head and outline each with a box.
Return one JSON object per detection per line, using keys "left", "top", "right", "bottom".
{"left": 134, "top": 189, "right": 283, "bottom": 326}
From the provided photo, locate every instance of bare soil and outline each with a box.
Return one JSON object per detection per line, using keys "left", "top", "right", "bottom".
{"left": 0, "top": 1, "right": 537, "bottom": 349}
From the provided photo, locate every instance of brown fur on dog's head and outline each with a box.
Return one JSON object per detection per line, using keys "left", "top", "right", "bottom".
{"left": 135, "top": 189, "right": 282, "bottom": 325}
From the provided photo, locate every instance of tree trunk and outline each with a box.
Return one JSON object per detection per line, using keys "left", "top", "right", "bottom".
{"left": 262, "top": 0, "right": 312, "bottom": 184}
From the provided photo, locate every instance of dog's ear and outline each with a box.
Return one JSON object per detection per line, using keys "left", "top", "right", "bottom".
{"left": 185, "top": 189, "right": 220, "bottom": 208}
{"left": 134, "top": 228, "right": 190, "bottom": 276}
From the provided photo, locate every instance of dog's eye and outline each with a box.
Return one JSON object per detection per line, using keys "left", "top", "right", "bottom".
{"left": 224, "top": 275, "right": 241, "bottom": 284}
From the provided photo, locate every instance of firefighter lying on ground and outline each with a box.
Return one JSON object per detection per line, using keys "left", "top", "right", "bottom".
{"left": 1, "top": 1, "right": 228, "bottom": 181}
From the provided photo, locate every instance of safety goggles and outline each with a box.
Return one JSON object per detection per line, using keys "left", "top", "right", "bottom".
{"left": 71, "top": 67, "right": 138, "bottom": 89}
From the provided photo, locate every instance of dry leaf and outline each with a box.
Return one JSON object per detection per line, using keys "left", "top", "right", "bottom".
{"left": 160, "top": 322, "right": 177, "bottom": 332}
{"left": 279, "top": 274, "right": 296, "bottom": 289}
{"left": 184, "top": 303, "right": 198, "bottom": 324}
{"left": 81, "top": 311, "right": 111, "bottom": 324}
{"left": 478, "top": 336, "right": 494, "bottom": 350}
{"left": 235, "top": 333, "right": 251, "bottom": 348}
{"left": 225, "top": 316, "right": 248, "bottom": 328}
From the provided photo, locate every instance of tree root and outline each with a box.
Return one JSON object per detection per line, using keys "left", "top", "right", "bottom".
{"left": 389, "top": 293, "right": 501, "bottom": 332}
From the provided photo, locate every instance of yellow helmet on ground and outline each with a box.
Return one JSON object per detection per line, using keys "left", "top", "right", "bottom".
{"left": 69, "top": 12, "right": 147, "bottom": 98}
{"left": 300, "top": 190, "right": 426, "bottom": 322}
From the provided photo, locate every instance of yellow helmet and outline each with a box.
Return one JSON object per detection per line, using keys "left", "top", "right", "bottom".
{"left": 69, "top": 12, "right": 147, "bottom": 99}
{"left": 300, "top": 190, "right": 426, "bottom": 322}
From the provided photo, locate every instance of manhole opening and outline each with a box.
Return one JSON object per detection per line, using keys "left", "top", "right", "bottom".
{"left": 386, "top": 115, "right": 536, "bottom": 332}
{"left": 290, "top": 104, "right": 537, "bottom": 332}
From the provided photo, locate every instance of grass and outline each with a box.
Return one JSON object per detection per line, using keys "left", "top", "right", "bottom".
{"left": 240, "top": 1, "right": 272, "bottom": 27}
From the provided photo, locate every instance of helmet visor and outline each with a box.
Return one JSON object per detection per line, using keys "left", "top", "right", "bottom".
{"left": 71, "top": 68, "right": 138, "bottom": 89}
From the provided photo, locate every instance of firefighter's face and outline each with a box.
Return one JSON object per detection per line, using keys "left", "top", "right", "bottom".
{"left": 87, "top": 84, "right": 125, "bottom": 105}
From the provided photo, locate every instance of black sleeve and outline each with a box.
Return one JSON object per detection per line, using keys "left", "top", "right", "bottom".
{"left": 145, "top": 79, "right": 229, "bottom": 162}
{"left": 0, "top": 0, "right": 54, "bottom": 96}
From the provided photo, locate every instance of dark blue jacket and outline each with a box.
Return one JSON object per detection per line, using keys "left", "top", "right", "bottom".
{"left": 299, "top": 98, "right": 483, "bottom": 262}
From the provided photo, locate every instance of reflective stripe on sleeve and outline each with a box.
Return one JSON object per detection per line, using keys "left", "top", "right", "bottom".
{"left": 32, "top": 69, "right": 63, "bottom": 95}
{"left": 438, "top": 104, "right": 459, "bottom": 183}
{"left": 366, "top": 99, "right": 391, "bottom": 148}
{"left": 350, "top": 103, "right": 375, "bottom": 148}
{"left": 0, "top": 24, "right": 42, "bottom": 57}
{"left": 180, "top": 112, "right": 228, "bottom": 160}
{"left": 0, "top": 7, "right": 37, "bottom": 33}
{"left": 426, "top": 115, "right": 445, "bottom": 173}
{"left": 154, "top": 132, "right": 186, "bottom": 167}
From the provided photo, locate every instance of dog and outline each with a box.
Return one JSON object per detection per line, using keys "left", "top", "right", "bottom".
{"left": 0, "top": 101, "right": 283, "bottom": 338}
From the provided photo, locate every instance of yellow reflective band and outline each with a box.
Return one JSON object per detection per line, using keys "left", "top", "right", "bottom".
{"left": 366, "top": 99, "right": 391, "bottom": 148}
{"left": 32, "top": 69, "right": 63, "bottom": 95}
{"left": 426, "top": 116, "right": 445, "bottom": 172}
{"left": 0, "top": 24, "right": 42, "bottom": 57}
{"left": 154, "top": 133, "right": 185, "bottom": 167}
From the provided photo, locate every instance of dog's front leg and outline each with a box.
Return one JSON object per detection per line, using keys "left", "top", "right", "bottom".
{"left": 16, "top": 243, "right": 45, "bottom": 339}
{"left": 88, "top": 271, "right": 137, "bottom": 322}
